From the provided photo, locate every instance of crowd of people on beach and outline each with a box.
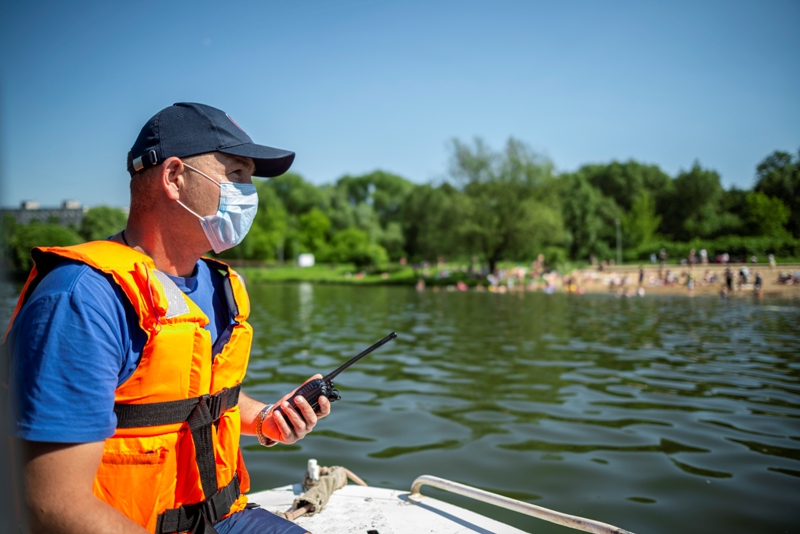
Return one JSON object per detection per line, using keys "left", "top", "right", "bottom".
{"left": 412, "top": 251, "right": 799, "bottom": 299}
{"left": 413, "top": 255, "right": 578, "bottom": 294}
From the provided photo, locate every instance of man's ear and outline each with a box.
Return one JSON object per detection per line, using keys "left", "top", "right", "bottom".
{"left": 160, "top": 157, "right": 185, "bottom": 201}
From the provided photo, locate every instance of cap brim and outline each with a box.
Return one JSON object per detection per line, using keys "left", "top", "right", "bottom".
{"left": 221, "top": 143, "right": 296, "bottom": 178}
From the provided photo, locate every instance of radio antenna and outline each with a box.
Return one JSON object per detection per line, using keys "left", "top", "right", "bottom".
{"left": 324, "top": 332, "right": 397, "bottom": 381}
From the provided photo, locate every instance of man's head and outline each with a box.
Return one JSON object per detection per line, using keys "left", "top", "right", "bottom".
{"left": 127, "top": 102, "right": 294, "bottom": 179}
{"left": 126, "top": 103, "right": 293, "bottom": 261}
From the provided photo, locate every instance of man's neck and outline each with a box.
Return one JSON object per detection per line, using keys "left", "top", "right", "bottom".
{"left": 121, "top": 220, "right": 206, "bottom": 277}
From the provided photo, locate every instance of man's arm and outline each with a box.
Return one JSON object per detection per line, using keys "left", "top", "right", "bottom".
{"left": 20, "top": 440, "right": 148, "bottom": 534}
{"left": 239, "top": 375, "right": 331, "bottom": 445}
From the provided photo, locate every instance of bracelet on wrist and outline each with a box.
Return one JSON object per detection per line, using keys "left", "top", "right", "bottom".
{"left": 255, "top": 404, "right": 278, "bottom": 447}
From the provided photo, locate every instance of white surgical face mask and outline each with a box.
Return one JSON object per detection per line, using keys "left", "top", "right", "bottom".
{"left": 177, "top": 163, "right": 258, "bottom": 254}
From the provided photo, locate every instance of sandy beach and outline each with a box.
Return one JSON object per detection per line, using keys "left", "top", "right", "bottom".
{"left": 570, "top": 263, "right": 800, "bottom": 300}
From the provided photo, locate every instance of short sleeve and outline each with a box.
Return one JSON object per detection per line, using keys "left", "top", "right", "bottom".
{"left": 7, "top": 261, "right": 144, "bottom": 443}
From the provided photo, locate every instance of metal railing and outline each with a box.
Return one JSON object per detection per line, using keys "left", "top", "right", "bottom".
{"left": 409, "top": 475, "right": 635, "bottom": 534}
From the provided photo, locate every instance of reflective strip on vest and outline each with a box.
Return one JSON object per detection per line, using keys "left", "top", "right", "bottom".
{"left": 151, "top": 270, "right": 191, "bottom": 319}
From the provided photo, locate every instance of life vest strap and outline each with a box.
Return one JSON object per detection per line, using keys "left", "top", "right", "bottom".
{"left": 114, "top": 384, "right": 243, "bottom": 517}
{"left": 156, "top": 474, "right": 240, "bottom": 534}
{"left": 113, "top": 384, "right": 241, "bottom": 429}
{"left": 188, "top": 394, "right": 220, "bottom": 498}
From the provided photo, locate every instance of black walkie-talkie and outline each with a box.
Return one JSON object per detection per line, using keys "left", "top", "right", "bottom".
{"left": 274, "top": 332, "right": 397, "bottom": 427}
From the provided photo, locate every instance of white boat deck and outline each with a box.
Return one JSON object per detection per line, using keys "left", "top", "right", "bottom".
{"left": 249, "top": 483, "right": 529, "bottom": 534}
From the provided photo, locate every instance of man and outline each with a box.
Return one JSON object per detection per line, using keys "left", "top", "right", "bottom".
{"left": 4, "top": 103, "right": 328, "bottom": 534}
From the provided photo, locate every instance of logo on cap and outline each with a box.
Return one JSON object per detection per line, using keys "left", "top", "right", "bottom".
{"left": 226, "top": 113, "right": 246, "bottom": 134}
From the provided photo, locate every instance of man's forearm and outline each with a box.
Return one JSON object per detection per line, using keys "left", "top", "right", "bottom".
{"left": 27, "top": 492, "right": 149, "bottom": 534}
{"left": 21, "top": 440, "right": 149, "bottom": 534}
{"left": 238, "top": 392, "right": 268, "bottom": 436}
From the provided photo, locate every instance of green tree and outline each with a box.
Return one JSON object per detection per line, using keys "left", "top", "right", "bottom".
{"left": 581, "top": 160, "right": 673, "bottom": 213}
{"left": 624, "top": 192, "right": 662, "bottom": 248}
{"left": 321, "top": 184, "right": 357, "bottom": 232}
{"left": 352, "top": 201, "right": 383, "bottom": 238}
{"left": 718, "top": 187, "right": 747, "bottom": 236}
{"left": 336, "top": 171, "right": 415, "bottom": 228}
{"left": 314, "top": 195, "right": 386, "bottom": 258}
{"left": 10, "top": 222, "right": 83, "bottom": 273}
{"left": 744, "top": 191, "right": 791, "bottom": 237}
{"left": 557, "top": 174, "right": 617, "bottom": 261}
{"left": 298, "top": 207, "right": 331, "bottom": 256}
{"left": 79, "top": 206, "right": 128, "bottom": 241}
{"left": 662, "top": 162, "right": 725, "bottom": 241}
{"left": 267, "top": 173, "right": 328, "bottom": 215}
{"left": 379, "top": 221, "right": 406, "bottom": 261}
{"left": 332, "top": 171, "right": 415, "bottom": 260}
{"left": 450, "top": 138, "right": 564, "bottom": 272}
{"left": 401, "top": 183, "right": 468, "bottom": 262}
{"left": 754, "top": 148, "right": 800, "bottom": 237}
{"left": 327, "top": 227, "right": 388, "bottom": 269}
{"left": 0, "top": 213, "right": 19, "bottom": 274}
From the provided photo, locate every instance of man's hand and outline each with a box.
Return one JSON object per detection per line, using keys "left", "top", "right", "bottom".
{"left": 240, "top": 375, "right": 332, "bottom": 445}
{"left": 19, "top": 440, "right": 149, "bottom": 534}
{"left": 269, "top": 374, "right": 332, "bottom": 444}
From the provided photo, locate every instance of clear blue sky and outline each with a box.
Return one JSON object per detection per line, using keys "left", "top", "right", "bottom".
{"left": 1, "top": 0, "right": 798, "bottom": 209}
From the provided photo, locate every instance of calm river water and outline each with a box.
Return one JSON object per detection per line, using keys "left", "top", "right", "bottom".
{"left": 3, "top": 282, "right": 799, "bottom": 533}
{"left": 239, "top": 284, "right": 800, "bottom": 534}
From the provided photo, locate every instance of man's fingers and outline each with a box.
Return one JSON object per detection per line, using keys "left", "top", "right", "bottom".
{"left": 295, "top": 396, "right": 318, "bottom": 427}
{"left": 281, "top": 401, "right": 307, "bottom": 433}
{"left": 317, "top": 395, "right": 331, "bottom": 417}
{"left": 269, "top": 375, "right": 332, "bottom": 443}
{"left": 272, "top": 408, "right": 292, "bottom": 441}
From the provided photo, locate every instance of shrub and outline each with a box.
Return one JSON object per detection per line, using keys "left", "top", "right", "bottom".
{"left": 328, "top": 228, "right": 389, "bottom": 269}
{"left": 79, "top": 206, "right": 128, "bottom": 241}
{"left": 9, "top": 222, "right": 83, "bottom": 273}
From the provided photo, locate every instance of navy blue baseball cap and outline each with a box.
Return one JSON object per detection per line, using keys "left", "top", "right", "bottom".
{"left": 127, "top": 102, "right": 295, "bottom": 178}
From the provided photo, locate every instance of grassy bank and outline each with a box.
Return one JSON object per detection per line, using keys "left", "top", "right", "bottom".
{"left": 237, "top": 264, "right": 421, "bottom": 285}
{"left": 236, "top": 262, "right": 495, "bottom": 287}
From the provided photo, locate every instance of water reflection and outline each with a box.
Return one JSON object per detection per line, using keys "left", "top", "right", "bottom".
{"left": 297, "top": 282, "right": 314, "bottom": 329}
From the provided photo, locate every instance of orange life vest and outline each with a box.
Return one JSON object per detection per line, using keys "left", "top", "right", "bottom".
{"left": 4, "top": 241, "right": 253, "bottom": 533}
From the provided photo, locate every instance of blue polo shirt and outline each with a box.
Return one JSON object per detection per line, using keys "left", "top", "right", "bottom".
{"left": 7, "top": 258, "right": 229, "bottom": 443}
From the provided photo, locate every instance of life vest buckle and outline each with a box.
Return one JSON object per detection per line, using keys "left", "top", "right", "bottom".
{"left": 200, "top": 495, "right": 221, "bottom": 524}
{"left": 156, "top": 475, "right": 240, "bottom": 534}
{"left": 206, "top": 386, "right": 234, "bottom": 421}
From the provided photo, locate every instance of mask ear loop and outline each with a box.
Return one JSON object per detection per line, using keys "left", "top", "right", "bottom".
{"left": 183, "top": 163, "right": 222, "bottom": 186}
{"left": 177, "top": 163, "right": 222, "bottom": 220}
{"left": 176, "top": 199, "right": 206, "bottom": 220}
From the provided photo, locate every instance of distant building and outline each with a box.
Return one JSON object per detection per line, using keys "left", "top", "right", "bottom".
{"left": 0, "top": 200, "right": 88, "bottom": 226}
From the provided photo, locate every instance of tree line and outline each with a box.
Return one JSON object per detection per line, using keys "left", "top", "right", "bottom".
{"left": 2, "top": 139, "right": 799, "bottom": 275}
